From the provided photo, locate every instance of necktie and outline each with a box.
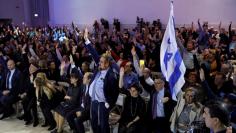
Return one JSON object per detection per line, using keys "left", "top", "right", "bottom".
{"left": 82, "top": 86, "right": 86, "bottom": 107}
{"left": 6, "top": 71, "right": 11, "bottom": 89}
{"left": 152, "top": 91, "right": 158, "bottom": 119}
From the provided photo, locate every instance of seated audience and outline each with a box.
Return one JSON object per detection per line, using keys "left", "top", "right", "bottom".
{"left": 0, "top": 60, "right": 22, "bottom": 119}
{"left": 66, "top": 72, "right": 92, "bottom": 133}
{"left": 170, "top": 87, "right": 203, "bottom": 133}
{"left": 0, "top": 17, "right": 235, "bottom": 133}
{"left": 118, "top": 84, "right": 146, "bottom": 133}
{"left": 34, "top": 73, "right": 57, "bottom": 131}
{"left": 52, "top": 73, "right": 82, "bottom": 133}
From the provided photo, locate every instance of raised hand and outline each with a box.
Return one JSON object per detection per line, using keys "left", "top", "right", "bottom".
{"left": 199, "top": 68, "right": 205, "bottom": 82}
{"left": 76, "top": 111, "right": 82, "bottom": 117}
{"left": 120, "top": 67, "right": 125, "bottom": 76}
{"left": 132, "top": 37, "right": 137, "bottom": 45}
{"left": 69, "top": 55, "right": 74, "bottom": 65}
{"left": 22, "top": 44, "right": 27, "bottom": 51}
{"left": 55, "top": 43, "right": 59, "bottom": 49}
{"left": 60, "top": 61, "right": 66, "bottom": 70}
{"left": 226, "top": 126, "right": 232, "bottom": 133}
{"left": 105, "top": 50, "right": 111, "bottom": 57}
{"left": 3, "top": 90, "right": 10, "bottom": 96}
{"left": 131, "top": 46, "right": 136, "bottom": 56}
{"left": 218, "top": 21, "right": 221, "bottom": 28}
{"left": 198, "top": 19, "right": 200, "bottom": 23}
{"left": 64, "top": 95, "right": 71, "bottom": 100}
{"left": 84, "top": 27, "right": 89, "bottom": 41}
{"left": 72, "top": 45, "right": 77, "bottom": 54}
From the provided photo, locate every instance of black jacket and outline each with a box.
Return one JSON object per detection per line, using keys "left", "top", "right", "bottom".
{"left": 144, "top": 85, "right": 175, "bottom": 121}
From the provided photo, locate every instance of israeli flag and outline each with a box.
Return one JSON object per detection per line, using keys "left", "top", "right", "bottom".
{"left": 160, "top": 1, "right": 186, "bottom": 101}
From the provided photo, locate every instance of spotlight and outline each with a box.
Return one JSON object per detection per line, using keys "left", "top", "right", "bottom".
{"left": 34, "top": 14, "right": 38, "bottom": 17}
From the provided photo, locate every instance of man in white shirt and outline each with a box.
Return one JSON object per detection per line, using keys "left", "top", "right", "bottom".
{"left": 84, "top": 28, "right": 119, "bottom": 133}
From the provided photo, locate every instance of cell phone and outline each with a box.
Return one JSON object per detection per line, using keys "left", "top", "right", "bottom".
{"left": 139, "top": 60, "right": 145, "bottom": 67}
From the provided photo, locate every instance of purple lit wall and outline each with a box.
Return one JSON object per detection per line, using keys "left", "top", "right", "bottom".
{"left": 48, "top": 0, "right": 236, "bottom": 27}
{"left": 0, "top": 0, "right": 49, "bottom": 26}
{"left": 1, "top": 0, "right": 236, "bottom": 27}
{"left": 0, "top": 0, "right": 26, "bottom": 25}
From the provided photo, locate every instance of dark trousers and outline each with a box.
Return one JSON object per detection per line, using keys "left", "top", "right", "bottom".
{"left": 40, "top": 102, "right": 56, "bottom": 127}
{"left": 22, "top": 97, "right": 38, "bottom": 122}
{"left": 74, "top": 114, "right": 88, "bottom": 133}
{"left": 151, "top": 117, "right": 171, "bottom": 133}
{"left": 118, "top": 122, "right": 139, "bottom": 133}
{"left": 91, "top": 101, "right": 110, "bottom": 133}
{"left": 0, "top": 95, "right": 18, "bottom": 115}
{"left": 66, "top": 108, "right": 89, "bottom": 133}
{"left": 66, "top": 109, "right": 78, "bottom": 130}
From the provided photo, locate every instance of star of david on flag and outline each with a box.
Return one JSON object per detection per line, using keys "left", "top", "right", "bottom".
{"left": 160, "top": 1, "right": 186, "bottom": 101}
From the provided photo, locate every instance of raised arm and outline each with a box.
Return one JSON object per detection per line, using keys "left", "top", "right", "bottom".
{"left": 55, "top": 44, "right": 63, "bottom": 62}
{"left": 191, "top": 21, "right": 195, "bottom": 32}
{"left": 218, "top": 21, "right": 222, "bottom": 33}
{"left": 197, "top": 19, "right": 203, "bottom": 32}
{"left": 197, "top": 19, "right": 204, "bottom": 41}
{"left": 131, "top": 46, "right": 142, "bottom": 76}
{"left": 21, "top": 44, "right": 30, "bottom": 68}
{"left": 83, "top": 28, "right": 100, "bottom": 65}
{"left": 176, "top": 36, "right": 186, "bottom": 55}
{"left": 106, "top": 50, "right": 120, "bottom": 73}
{"left": 29, "top": 45, "right": 39, "bottom": 60}
{"left": 119, "top": 67, "right": 124, "bottom": 89}
{"left": 0, "top": 51, "right": 7, "bottom": 71}
{"left": 110, "top": 50, "right": 120, "bottom": 62}
{"left": 229, "top": 21, "right": 233, "bottom": 42}
{"left": 199, "top": 68, "right": 219, "bottom": 100}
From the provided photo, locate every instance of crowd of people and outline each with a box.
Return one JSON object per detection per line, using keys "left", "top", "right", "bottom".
{"left": 0, "top": 17, "right": 235, "bottom": 133}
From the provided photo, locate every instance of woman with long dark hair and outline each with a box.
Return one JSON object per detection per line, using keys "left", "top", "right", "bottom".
{"left": 118, "top": 84, "right": 146, "bottom": 133}
{"left": 51, "top": 73, "right": 82, "bottom": 133}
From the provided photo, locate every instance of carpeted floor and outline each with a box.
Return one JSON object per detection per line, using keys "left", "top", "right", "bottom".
{"left": 0, "top": 111, "right": 118, "bottom": 133}
{"left": 0, "top": 116, "right": 50, "bottom": 133}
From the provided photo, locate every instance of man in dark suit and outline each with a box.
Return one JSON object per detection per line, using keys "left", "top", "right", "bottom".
{"left": 0, "top": 64, "right": 6, "bottom": 96}
{"left": 144, "top": 74, "right": 175, "bottom": 133}
{"left": 84, "top": 28, "right": 119, "bottom": 133}
{"left": 0, "top": 59, "right": 22, "bottom": 119}
{"left": 17, "top": 64, "right": 39, "bottom": 126}
{"left": 0, "top": 52, "right": 7, "bottom": 92}
{"left": 66, "top": 72, "right": 92, "bottom": 133}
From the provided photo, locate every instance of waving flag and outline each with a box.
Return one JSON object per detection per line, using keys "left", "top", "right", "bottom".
{"left": 160, "top": 1, "right": 186, "bottom": 101}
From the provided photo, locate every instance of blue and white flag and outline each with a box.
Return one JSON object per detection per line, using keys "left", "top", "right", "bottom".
{"left": 160, "top": 1, "right": 186, "bottom": 101}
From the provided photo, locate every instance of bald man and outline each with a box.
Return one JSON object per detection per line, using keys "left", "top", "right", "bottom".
{"left": 0, "top": 60, "right": 22, "bottom": 119}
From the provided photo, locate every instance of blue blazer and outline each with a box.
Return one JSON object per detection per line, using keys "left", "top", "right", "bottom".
{"left": 90, "top": 68, "right": 119, "bottom": 108}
